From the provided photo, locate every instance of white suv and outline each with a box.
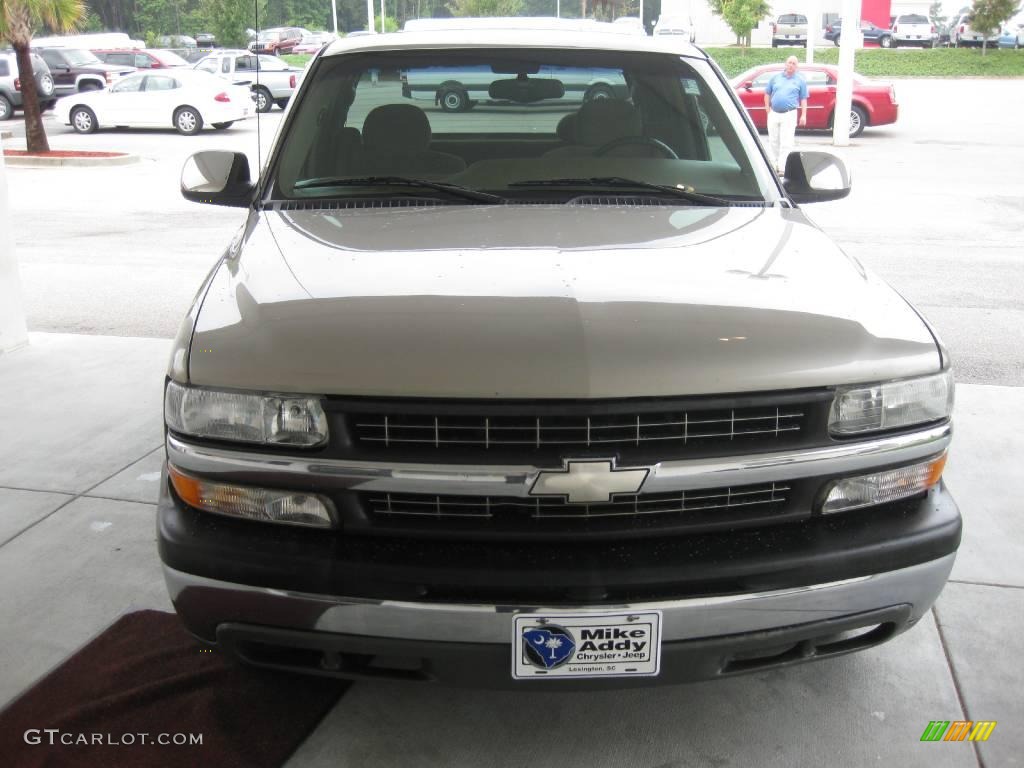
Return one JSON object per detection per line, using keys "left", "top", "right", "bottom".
{"left": 0, "top": 51, "right": 56, "bottom": 121}
{"left": 892, "top": 14, "right": 938, "bottom": 48}
{"left": 772, "top": 13, "right": 809, "bottom": 47}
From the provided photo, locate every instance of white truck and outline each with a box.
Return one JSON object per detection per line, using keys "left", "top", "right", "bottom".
{"left": 891, "top": 13, "right": 938, "bottom": 48}
{"left": 193, "top": 50, "right": 300, "bottom": 113}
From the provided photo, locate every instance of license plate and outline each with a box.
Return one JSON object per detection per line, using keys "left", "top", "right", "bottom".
{"left": 512, "top": 611, "right": 662, "bottom": 680}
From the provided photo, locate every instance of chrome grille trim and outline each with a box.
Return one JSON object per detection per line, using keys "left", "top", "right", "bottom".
{"left": 166, "top": 423, "right": 952, "bottom": 498}
{"left": 354, "top": 408, "right": 805, "bottom": 449}
{"left": 368, "top": 482, "right": 791, "bottom": 520}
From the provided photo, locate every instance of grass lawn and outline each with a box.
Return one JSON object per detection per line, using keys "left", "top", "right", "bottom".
{"left": 707, "top": 46, "right": 1024, "bottom": 78}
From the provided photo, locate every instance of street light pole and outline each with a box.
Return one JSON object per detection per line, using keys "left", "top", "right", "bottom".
{"left": 331, "top": 0, "right": 338, "bottom": 35}
{"left": 380, "top": 0, "right": 385, "bottom": 32}
{"left": 367, "top": 0, "right": 376, "bottom": 33}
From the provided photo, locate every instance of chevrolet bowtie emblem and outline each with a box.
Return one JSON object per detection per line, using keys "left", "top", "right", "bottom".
{"left": 529, "top": 459, "right": 650, "bottom": 504}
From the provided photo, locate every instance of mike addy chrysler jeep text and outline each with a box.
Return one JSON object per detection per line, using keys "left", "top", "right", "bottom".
{"left": 159, "top": 18, "right": 960, "bottom": 688}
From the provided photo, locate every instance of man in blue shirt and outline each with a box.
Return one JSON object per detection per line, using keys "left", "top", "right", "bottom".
{"left": 763, "top": 56, "right": 808, "bottom": 174}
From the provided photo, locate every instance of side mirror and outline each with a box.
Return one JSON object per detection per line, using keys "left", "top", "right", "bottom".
{"left": 181, "top": 151, "right": 255, "bottom": 208}
{"left": 782, "top": 151, "right": 852, "bottom": 204}
{"left": 741, "top": 80, "right": 753, "bottom": 90}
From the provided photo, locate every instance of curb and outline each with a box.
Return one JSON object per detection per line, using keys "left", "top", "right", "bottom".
{"left": 2, "top": 152, "right": 140, "bottom": 168}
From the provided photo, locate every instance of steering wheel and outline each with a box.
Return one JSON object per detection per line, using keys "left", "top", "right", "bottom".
{"left": 593, "top": 136, "right": 679, "bottom": 159}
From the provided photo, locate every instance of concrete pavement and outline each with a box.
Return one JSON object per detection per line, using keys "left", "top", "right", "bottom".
{"left": 0, "top": 332, "right": 1020, "bottom": 766}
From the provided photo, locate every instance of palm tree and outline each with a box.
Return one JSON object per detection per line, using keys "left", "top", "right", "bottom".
{"left": 0, "top": 0, "right": 84, "bottom": 153}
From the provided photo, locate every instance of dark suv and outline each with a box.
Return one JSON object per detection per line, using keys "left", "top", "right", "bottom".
{"left": 0, "top": 51, "right": 56, "bottom": 120}
{"left": 35, "top": 47, "right": 135, "bottom": 96}
{"left": 248, "top": 27, "right": 304, "bottom": 55}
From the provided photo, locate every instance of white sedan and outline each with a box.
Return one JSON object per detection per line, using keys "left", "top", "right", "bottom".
{"left": 54, "top": 69, "right": 254, "bottom": 135}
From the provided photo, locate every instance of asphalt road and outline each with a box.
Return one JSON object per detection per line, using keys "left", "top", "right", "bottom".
{"left": 3, "top": 77, "right": 1022, "bottom": 385}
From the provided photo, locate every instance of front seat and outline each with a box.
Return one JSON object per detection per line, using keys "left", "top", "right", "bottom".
{"left": 356, "top": 104, "right": 466, "bottom": 178}
{"left": 544, "top": 99, "right": 662, "bottom": 158}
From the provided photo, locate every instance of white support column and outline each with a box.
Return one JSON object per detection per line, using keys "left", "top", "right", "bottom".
{"left": 0, "top": 146, "right": 29, "bottom": 354}
{"left": 367, "top": 0, "right": 376, "bottom": 33}
{"left": 806, "top": 0, "right": 819, "bottom": 63}
{"left": 331, "top": 0, "right": 338, "bottom": 35}
{"left": 380, "top": 0, "right": 385, "bottom": 32}
{"left": 832, "top": 0, "right": 862, "bottom": 147}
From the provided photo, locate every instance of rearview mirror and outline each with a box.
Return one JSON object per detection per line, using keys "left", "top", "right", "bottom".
{"left": 782, "top": 151, "right": 851, "bottom": 204}
{"left": 181, "top": 150, "right": 255, "bottom": 207}
{"left": 489, "top": 77, "right": 564, "bottom": 103}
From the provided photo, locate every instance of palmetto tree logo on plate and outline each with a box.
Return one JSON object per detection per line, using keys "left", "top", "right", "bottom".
{"left": 522, "top": 624, "right": 577, "bottom": 670}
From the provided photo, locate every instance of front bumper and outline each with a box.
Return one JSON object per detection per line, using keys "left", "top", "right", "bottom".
{"left": 159, "top": 468, "right": 960, "bottom": 687}
{"left": 166, "top": 554, "right": 954, "bottom": 689}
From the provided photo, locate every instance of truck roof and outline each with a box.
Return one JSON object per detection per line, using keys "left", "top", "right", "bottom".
{"left": 322, "top": 22, "right": 704, "bottom": 59}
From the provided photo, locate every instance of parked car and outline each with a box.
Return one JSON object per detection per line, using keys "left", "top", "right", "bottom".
{"left": 732, "top": 63, "right": 897, "bottom": 137}
{"left": 248, "top": 27, "right": 305, "bottom": 55}
{"left": 195, "top": 32, "right": 217, "bottom": 47}
{"left": 193, "top": 50, "right": 300, "bottom": 112}
{"left": 54, "top": 68, "right": 252, "bottom": 135}
{"left": 92, "top": 48, "right": 190, "bottom": 70}
{"left": 164, "top": 24, "right": 959, "bottom": 689}
{"left": 891, "top": 13, "right": 938, "bottom": 47}
{"left": 652, "top": 15, "right": 695, "bottom": 41}
{"left": 997, "top": 22, "right": 1023, "bottom": 48}
{"left": 611, "top": 16, "right": 646, "bottom": 35}
{"left": 0, "top": 50, "right": 57, "bottom": 120}
{"left": 156, "top": 35, "right": 198, "bottom": 49}
{"left": 825, "top": 19, "right": 894, "bottom": 48}
{"left": 949, "top": 12, "right": 1002, "bottom": 47}
{"left": 35, "top": 47, "right": 135, "bottom": 96}
{"left": 771, "top": 13, "right": 809, "bottom": 47}
{"left": 292, "top": 32, "right": 337, "bottom": 54}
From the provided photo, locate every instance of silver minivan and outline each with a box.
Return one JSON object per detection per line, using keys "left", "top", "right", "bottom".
{"left": 161, "top": 23, "right": 960, "bottom": 689}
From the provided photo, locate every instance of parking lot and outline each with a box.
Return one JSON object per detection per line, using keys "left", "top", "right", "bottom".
{"left": 1, "top": 76, "right": 1023, "bottom": 766}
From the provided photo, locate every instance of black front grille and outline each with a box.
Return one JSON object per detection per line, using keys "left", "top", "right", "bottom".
{"left": 352, "top": 480, "right": 810, "bottom": 540}
{"left": 368, "top": 483, "right": 790, "bottom": 520}
{"left": 339, "top": 393, "right": 832, "bottom": 466}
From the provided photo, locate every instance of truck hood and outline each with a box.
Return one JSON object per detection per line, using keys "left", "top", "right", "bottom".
{"left": 186, "top": 204, "right": 939, "bottom": 398}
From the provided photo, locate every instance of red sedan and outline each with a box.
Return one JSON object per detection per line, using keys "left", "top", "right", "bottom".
{"left": 730, "top": 64, "right": 898, "bottom": 137}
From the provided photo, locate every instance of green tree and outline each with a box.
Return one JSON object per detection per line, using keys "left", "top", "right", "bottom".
{"left": 204, "top": 0, "right": 254, "bottom": 46}
{"left": 928, "top": 0, "right": 946, "bottom": 27}
{"left": 970, "top": 0, "right": 1017, "bottom": 53}
{"left": 447, "top": 0, "right": 524, "bottom": 16}
{"left": 0, "top": 0, "right": 84, "bottom": 153}
{"left": 710, "top": 0, "right": 769, "bottom": 46}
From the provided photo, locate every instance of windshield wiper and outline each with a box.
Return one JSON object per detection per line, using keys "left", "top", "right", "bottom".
{"left": 508, "top": 177, "right": 748, "bottom": 206}
{"left": 293, "top": 176, "right": 505, "bottom": 204}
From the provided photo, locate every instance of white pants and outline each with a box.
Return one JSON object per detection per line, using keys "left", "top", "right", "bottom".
{"left": 766, "top": 108, "right": 798, "bottom": 172}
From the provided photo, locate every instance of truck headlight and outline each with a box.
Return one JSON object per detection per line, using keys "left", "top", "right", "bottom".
{"left": 828, "top": 371, "right": 953, "bottom": 436}
{"left": 164, "top": 381, "right": 328, "bottom": 446}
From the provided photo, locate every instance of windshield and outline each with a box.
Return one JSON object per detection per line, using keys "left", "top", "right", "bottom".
{"left": 63, "top": 49, "right": 103, "bottom": 66}
{"left": 258, "top": 30, "right": 282, "bottom": 41}
{"left": 274, "top": 48, "right": 775, "bottom": 204}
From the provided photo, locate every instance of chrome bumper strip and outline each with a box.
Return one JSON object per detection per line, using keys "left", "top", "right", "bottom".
{"left": 165, "top": 554, "right": 956, "bottom": 644}
{"left": 166, "top": 422, "right": 951, "bottom": 497}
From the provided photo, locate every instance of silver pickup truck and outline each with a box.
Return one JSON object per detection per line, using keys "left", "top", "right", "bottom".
{"left": 193, "top": 49, "right": 300, "bottom": 112}
{"left": 163, "top": 25, "right": 959, "bottom": 689}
